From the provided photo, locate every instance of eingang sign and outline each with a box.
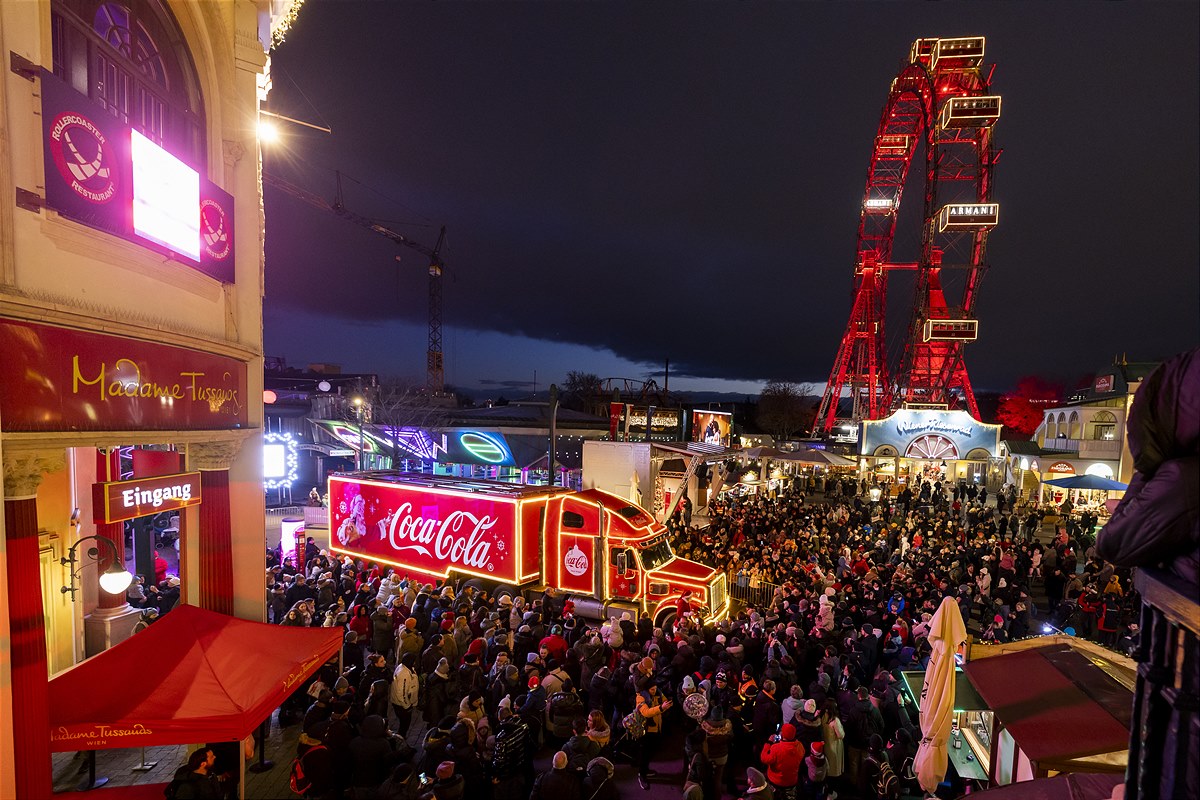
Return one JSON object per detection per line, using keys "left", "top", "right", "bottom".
{"left": 93, "top": 472, "right": 201, "bottom": 523}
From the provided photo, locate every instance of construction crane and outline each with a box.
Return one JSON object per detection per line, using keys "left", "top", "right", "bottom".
{"left": 262, "top": 171, "right": 449, "bottom": 394}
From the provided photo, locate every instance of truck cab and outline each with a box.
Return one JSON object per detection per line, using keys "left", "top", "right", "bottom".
{"left": 555, "top": 489, "right": 729, "bottom": 627}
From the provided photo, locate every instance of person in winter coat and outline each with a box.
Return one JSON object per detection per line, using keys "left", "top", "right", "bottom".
{"left": 804, "top": 741, "right": 828, "bottom": 799}
{"left": 760, "top": 723, "right": 805, "bottom": 797}
{"left": 740, "top": 767, "right": 774, "bottom": 800}
{"left": 781, "top": 685, "right": 805, "bottom": 727}
{"left": 703, "top": 707, "right": 735, "bottom": 796}
{"left": 753, "top": 680, "right": 784, "bottom": 751}
{"left": 820, "top": 699, "right": 845, "bottom": 781}
{"left": 1098, "top": 348, "right": 1199, "bottom": 591}
{"left": 424, "top": 659, "right": 456, "bottom": 728}
{"left": 391, "top": 652, "right": 421, "bottom": 737}
{"left": 491, "top": 706, "right": 534, "bottom": 800}
{"left": 531, "top": 751, "right": 582, "bottom": 800}
{"left": 844, "top": 687, "right": 883, "bottom": 788}
{"left": 563, "top": 716, "right": 601, "bottom": 773}
{"left": 447, "top": 720, "right": 487, "bottom": 799}
{"left": 792, "top": 699, "right": 824, "bottom": 753}
{"left": 349, "top": 714, "right": 400, "bottom": 789}
{"left": 582, "top": 757, "right": 618, "bottom": 800}
{"left": 424, "top": 761, "right": 465, "bottom": 800}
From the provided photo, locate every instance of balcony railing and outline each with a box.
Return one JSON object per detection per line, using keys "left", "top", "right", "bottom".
{"left": 1080, "top": 439, "right": 1122, "bottom": 459}
{"left": 1126, "top": 568, "right": 1200, "bottom": 799}
{"left": 1041, "top": 438, "right": 1081, "bottom": 453}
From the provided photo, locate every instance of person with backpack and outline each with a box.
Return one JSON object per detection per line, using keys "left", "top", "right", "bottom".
{"left": 862, "top": 735, "right": 898, "bottom": 800}
{"left": 290, "top": 732, "right": 335, "bottom": 800}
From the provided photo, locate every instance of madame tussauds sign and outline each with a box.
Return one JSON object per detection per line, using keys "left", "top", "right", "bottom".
{"left": 0, "top": 319, "right": 248, "bottom": 431}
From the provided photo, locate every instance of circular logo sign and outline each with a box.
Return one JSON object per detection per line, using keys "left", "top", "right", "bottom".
{"left": 200, "top": 199, "right": 231, "bottom": 260}
{"left": 564, "top": 544, "right": 589, "bottom": 577}
{"left": 48, "top": 112, "right": 117, "bottom": 204}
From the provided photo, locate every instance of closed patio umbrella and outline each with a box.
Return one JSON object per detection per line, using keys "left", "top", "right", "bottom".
{"left": 913, "top": 595, "right": 968, "bottom": 795}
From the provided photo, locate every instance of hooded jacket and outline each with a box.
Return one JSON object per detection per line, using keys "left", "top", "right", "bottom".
{"left": 1098, "top": 349, "right": 1200, "bottom": 587}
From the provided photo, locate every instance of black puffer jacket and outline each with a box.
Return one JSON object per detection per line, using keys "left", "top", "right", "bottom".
{"left": 1097, "top": 348, "right": 1200, "bottom": 587}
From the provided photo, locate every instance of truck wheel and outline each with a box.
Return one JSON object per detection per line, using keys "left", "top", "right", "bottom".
{"left": 655, "top": 609, "right": 678, "bottom": 632}
{"left": 491, "top": 583, "right": 518, "bottom": 604}
{"left": 460, "top": 578, "right": 487, "bottom": 592}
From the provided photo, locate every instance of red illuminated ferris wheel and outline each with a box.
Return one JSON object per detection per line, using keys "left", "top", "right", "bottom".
{"left": 815, "top": 37, "right": 1001, "bottom": 434}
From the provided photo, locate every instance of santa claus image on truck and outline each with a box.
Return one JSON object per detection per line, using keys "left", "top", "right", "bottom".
{"left": 328, "top": 471, "right": 729, "bottom": 627}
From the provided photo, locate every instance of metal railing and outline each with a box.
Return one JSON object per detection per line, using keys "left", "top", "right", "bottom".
{"left": 728, "top": 575, "right": 782, "bottom": 610}
{"left": 1127, "top": 567, "right": 1199, "bottom": 799}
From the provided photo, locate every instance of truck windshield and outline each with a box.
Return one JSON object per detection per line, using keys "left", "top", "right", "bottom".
{"left": 639, "top": 537, "right": 675, "bottom": 571}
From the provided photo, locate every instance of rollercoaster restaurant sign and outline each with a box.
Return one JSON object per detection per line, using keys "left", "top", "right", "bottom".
{"left": 0, "top": 319, "right": 248, "bottom": 431}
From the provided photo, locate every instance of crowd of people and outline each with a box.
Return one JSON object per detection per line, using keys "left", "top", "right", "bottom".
{"left": 169, "top": 474, "right": 1136, "bottom": 800}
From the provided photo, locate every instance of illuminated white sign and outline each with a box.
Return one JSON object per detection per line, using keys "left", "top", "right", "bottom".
{"left": 122, "top": 482, "right": 192, "bottom": 508}
{"left": 131, "top": 129, "right": 200, "bottom": 261}
{"left": 864, "top": 197, "right": 895, "bottom": 210}
{"left": 263, "top": 431, "right": 299, "bottom": 489}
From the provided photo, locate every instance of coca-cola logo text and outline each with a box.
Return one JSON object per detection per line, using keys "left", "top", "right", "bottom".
{"left": 385, "top": 502, "right": 496, "bottom": 571}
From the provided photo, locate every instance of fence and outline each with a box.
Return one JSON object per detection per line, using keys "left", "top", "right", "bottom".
{"left": 1126, "top": 567, "right": 1199, "bottom": 799}
{"left": 728, "top": 574, "right": 782, "bottom": 610}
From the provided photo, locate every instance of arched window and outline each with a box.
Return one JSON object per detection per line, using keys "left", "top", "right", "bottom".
{"left": 1068, "top": 411, "right": 1081, "bottom": 440}
{"left": 51, "top": 0, "right": 204, "bottom": 163}
{"left": 1090, "top": 410, "right": 1118, "bottom": 440}
{"left": 1045, "top": 416, "right": 1057, "bottom": 439}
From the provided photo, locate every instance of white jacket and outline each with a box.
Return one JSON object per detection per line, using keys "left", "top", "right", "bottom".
{"left": 389, "top": 664, "right": 419, "bottom": 709}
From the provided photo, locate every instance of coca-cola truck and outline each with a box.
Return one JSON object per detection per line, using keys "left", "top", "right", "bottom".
{"left": 328, "top": 471, "right": 729, "bottom": 627}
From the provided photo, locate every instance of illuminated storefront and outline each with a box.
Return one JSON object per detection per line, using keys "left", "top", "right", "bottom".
{"left": 859, "top": 408, "right": 1001, "bottom": 491}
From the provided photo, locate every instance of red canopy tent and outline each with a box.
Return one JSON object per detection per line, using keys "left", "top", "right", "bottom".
{"left": 48, "top": 604, "right": 342, "bottom": 751}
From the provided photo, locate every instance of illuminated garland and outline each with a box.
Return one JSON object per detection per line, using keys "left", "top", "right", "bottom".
{"left": 270, "top": 0, "right": 307, "bottom": 49}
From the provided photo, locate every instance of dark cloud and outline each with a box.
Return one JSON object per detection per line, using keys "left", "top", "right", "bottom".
{"left": 264, "top": 1, "right": 1199, "bottom": 391}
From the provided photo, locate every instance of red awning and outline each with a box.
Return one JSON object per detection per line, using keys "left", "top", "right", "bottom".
{"left": 963, "top": 644, "right": 1131, "bottom": 763}
{"left": 49, "top": 604, "right": 342, "bottom": 751}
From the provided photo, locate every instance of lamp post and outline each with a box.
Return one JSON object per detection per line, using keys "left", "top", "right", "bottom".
{"left": 61, "top": 535, "right": 133, "bottom": 601}
{"left": 353, "top": 395, "right": 365, "bottom": 471}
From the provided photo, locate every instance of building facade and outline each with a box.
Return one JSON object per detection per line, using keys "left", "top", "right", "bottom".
{"left": 0, "top": 1, "right": 293, "bottom": 796}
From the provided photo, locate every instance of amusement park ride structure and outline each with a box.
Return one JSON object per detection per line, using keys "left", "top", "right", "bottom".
{"left": 815, "top": 37, "right": 1002, "bottom": 434}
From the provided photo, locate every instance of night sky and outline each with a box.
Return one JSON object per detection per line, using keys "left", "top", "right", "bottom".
{"left": 262, "top": 1, "right": 1199, "bottom": 398}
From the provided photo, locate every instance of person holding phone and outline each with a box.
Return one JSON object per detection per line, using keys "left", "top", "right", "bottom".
{"left": 760, "top": 724, "right": 805, "bottom": 800}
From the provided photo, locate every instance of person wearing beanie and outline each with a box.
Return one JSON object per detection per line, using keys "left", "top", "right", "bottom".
{"left": 431, "top": 760, "right": 465, "bottom": 800}
{"left": 741, "top": 767, "right": 774, "bottom": 800}
{"left": 760, "top": 722, "right": 805, "bottom": 796}
{"left": 806, "top": 739, "right": 829, "bottom": 790}
{"left": 424, "top": 656, "right": 455, "bottom": 724}
{"left": 531, "top": 751, "right": 581, "bottom": 800}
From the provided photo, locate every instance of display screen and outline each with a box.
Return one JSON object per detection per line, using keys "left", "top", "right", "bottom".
{"left": 691, "top": 410, "right": 732, "bottom": 446}
{"left": 263, "top": 443, "right": 287, "bottom": 478}
{"left": 132, "top": 129, "right": 200, "bottom": 261}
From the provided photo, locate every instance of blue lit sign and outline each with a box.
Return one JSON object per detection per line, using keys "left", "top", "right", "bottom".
{"left": 459, "top": 432, "right": 510, "bottom": 464}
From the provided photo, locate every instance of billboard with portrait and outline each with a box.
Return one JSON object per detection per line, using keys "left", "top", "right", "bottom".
{"left": 691, "top": 410, "right": 732, "bottom": 446}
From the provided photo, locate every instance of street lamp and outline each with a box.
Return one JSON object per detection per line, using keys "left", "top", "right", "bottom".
{"left": 352, "top": 395, "right": 365, "bottom": 471}
{"left": 61, "top": 535, "right": 133, "bottom": 601}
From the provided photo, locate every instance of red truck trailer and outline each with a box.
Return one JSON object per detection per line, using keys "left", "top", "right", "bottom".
{"left": 328, "top": 471, "right": 729, "bottom": 627}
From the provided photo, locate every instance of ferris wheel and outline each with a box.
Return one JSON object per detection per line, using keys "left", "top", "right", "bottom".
{"left": 815, "top": 37, "right": 1001, "bottom": 434}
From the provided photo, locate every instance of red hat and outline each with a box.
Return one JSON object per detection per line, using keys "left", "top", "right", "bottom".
{"left": 781, "top": 723, "right": 797, "bottom": 741}
{"left": 528, "top": 675, "right": 541, "bottom": 689}
{"left": 811, "top": 742, "right": 824, "bottom": 755}
{"left": 441, "top": 619, "right": 453, "bottom": 631}
{"left": 467, "top": 639, "right": 485, "bottom": 656}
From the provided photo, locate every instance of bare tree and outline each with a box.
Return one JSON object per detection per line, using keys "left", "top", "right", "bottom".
{"left": 755, "top": 380, "right": 816, "bottom": 439}
{"left": 561, "top": 370, "right": 604, "bottom": 414}
{"left": 370, "top": 379, "right": 457, "bottom": 465}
